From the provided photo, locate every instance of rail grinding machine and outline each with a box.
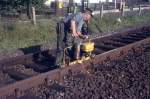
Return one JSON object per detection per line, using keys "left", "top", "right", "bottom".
{"left": 64, "top": 36, "right": 95, "bottom": 66}
{"left": 56, "top": 20, "right": 95, "bottom": 67}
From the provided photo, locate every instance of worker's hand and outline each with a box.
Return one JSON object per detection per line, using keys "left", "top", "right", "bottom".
{"left": 79, "top": 34, "right": 89, "bottom": 39}
{"left": 72, "top": 32, "right": 79, "bottom": 37}
{"left": 76, "top": 32, "right": 82, "bottom": 36}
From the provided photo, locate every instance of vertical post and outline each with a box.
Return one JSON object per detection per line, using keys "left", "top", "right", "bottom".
{"left": 32, "top": 7, "right": 36, "bottom": 25}
{"left": 81, "top": 0, "right": 89, "bottom": 12}
{"left": 74, "top": 3, "right": 77, "bottom": 13}
{"left": 87, "top": 0, "right": 89, "bottom": 8}
{"left": 114, "top": 0, "right": 117, "bottom": 9}
{"left": 55, "top": 0, "right": 59, "bottom": 15}
{"left": 106, "top": 0, "right": 109, "bottom": 10}
{"left": 99, "top": 2, "right": 103, "bottom": 19}
{"left": 138, "top": 5, "right": 142, "bottom": 16}
{"left": 27, "top": 0, "right": 32, "bottom": 19}
{"left": 121, "top": 4, "right": 124, "bottom": 16}
{"left": 99, "top": 2, "right": 101, "bottom": 18}
{"left": 82, "top": 0, "right": 85, "bottom": 12}
{"left": 94, "top": 4, "right": 97, "bottom": 11}
{"left": 68, "top": 0, "right": 74, "bottom": 13}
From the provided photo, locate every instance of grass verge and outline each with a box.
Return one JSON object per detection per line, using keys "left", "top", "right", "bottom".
{"left": 0, "top": 14, "right": 150, "bottom": 52}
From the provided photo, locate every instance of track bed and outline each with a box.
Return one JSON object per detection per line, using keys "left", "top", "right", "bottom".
{"left": 19, "top": 43, "right": 150, "bottom": 99}
{"left": 0, "top": 26, "right": 149, "bottom": 98}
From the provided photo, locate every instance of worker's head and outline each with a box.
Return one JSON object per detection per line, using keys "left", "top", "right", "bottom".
{"left": 83, "top": 8, "right": 93, "bottom": 22}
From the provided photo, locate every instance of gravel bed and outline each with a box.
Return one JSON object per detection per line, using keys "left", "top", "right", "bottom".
{"left": 8, "top": 64, "right": 39, "bottom": 76}
{"left": 19, "top": 43, "right": 150, "bottom": 99}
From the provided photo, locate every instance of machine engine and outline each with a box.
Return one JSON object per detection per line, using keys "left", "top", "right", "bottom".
{"left": 64, "top": 39, "right": 95, "bottom": 66}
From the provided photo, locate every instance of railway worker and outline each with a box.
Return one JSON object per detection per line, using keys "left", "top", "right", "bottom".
{"left": 55, "top": 8, "right": 93, "bottom": 67}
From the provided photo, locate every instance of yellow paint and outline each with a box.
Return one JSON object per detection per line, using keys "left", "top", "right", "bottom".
{"left": 68, "top": 56, "right": 91, "bottom": 66}
{"left": 81, "top": 42, "right": 94, "bottom": 52}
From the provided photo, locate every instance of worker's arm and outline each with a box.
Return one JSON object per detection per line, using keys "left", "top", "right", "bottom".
{"left": 72, "top": 13, "right": 84, "bottom": 37}
{"left": 71, "top": 13, "right": 84, "bottom": 37}
{"left": 71, "top": 20, "right": 78, "bottom": 37}
{"left": 76, "top": 20, "right": 84, "bottom": 36}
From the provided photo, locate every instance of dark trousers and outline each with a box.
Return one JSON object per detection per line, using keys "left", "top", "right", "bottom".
{"left": 55, "top": 21, "right": 83, "bottom": 66}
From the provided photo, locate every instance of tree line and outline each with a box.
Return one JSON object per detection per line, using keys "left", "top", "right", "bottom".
{"left": 0, "top": 0, "right": 46, "bottom": 19}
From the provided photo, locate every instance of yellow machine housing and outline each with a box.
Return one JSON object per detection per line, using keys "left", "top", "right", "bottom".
{"left": 81, "top": 42, "right": 94, "bottom": 53}
{"left": 62, "top": 40, "right": 95, "bottom": 67}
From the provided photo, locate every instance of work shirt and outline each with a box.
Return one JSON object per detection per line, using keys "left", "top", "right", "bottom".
{"left": 64, "top": 12, "right": 85, "bottom": 33}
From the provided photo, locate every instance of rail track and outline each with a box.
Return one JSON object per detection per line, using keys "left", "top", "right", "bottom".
{"left": 0, "top": 26, "right": 149, "bottom": 98}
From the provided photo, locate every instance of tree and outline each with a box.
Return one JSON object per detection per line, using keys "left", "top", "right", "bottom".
{"left": 0, "top": 0, "right": 46, "bottom": 19}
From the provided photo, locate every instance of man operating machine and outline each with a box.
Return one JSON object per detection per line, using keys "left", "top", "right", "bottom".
{"left": 55, "top": 8, "right": 94, "bottom": 67}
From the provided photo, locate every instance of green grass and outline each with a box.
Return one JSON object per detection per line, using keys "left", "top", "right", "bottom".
{"left": 0, "top": 13, "right": 150, "bottom": 52}
{"left": 89, "top": 13, "right": 150, "bottom": 33}
{"left": 0, "top": 18, "right": 57, "bottom": 51}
